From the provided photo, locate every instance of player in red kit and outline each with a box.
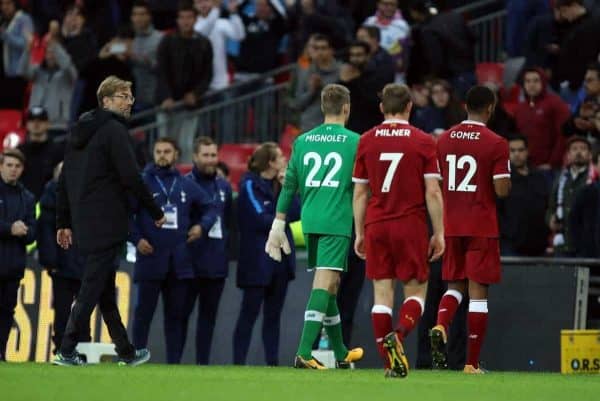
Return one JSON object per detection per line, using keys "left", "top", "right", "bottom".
{"left": 352, "top": 84, "right": 445, "bottom": 378}
{"left": 432, "top": 86, "right": 511, "bottom": 374}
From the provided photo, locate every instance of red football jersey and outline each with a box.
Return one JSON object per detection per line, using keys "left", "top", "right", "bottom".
{"left": 436, "top": 120, "right": 510, "bottom": 237}
{"left": 352, "top": 119, "right": 441, "bottom": 226}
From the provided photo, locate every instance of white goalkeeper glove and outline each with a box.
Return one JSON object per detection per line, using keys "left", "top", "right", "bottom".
{"left": 265, "top": 218, "right": 291, "bottom": 262}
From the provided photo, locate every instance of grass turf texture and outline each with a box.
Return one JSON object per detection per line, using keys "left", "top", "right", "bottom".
{"left": 1, "top": 364, "right": 598, "bottom": 401}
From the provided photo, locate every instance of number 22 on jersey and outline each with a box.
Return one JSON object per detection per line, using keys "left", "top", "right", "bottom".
{"left": 303, "top": 151, "right": 343, "bottom": 188}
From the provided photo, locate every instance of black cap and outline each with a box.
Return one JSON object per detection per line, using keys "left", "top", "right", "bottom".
{"left": 27, "top": 106, "right": 48, "bottom": 121}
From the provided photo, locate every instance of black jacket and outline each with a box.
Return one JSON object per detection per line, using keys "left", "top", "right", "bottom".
{"left": 555, "top": 12, "right": 600, "bottom": 90}
{"left": 569, "top": 182, "right": 600, "bottom": 258}
{"left": 523, "top": 13, "right": 560, "bottom": 71}
{"left": 236, "top": 0, "right": 288, "bottom": 73}
{"left": 62, "top": 28, "right": 98, "bottom": 72}
{"left": 155, "top": 32, "right": 213, "bottom": 103}
{"left": 17, "top": 139, "right": 64, "bottom": 200}
{"left": 407, "top": 11, "right": 475, "bottom": 84}
{"left": 498, "top": 168, "right": 549, "bottom": 256}
{"left": 57, "top": 108, "right": 163, "bottom": 254}
{"left": 341, "top": 65, "right": 390, "bottom": 135}
{"left": 0, "top": 180, "right": 36, "bottom": 278}
{"left": 38, "top": 179, "right": 85, "bottom": 279}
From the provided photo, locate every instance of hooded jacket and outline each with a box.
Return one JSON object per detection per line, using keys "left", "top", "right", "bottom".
{"left": 57, "top": 108, "right": 163, "bottom": 254}
{"left": 514, "top": 68, "right": 571, "bottom": 168}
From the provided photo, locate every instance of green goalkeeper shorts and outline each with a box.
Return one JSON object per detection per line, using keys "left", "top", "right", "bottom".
{"left": 304, "top": 234, "right": 350, "bottom": 272}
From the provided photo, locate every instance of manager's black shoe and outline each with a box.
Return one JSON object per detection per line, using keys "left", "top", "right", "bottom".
{"left": 117, "top": 349, "right": 151, "bottom": 366}
{"left": 52, "top": 351, "right": 86, "bottom": 366}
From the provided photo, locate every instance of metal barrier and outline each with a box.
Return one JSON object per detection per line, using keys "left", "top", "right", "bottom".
{"left": 130, "top": 81, "right": 291, "bottom": 160}
{"left": 128, "top": 63, "right": 296, "bottom": 128}
{"left": 453, "top": 0, "right": 503, "bottom": 14}
{"left": 468, "top": 10, "right": 508, "bottom": 62}
{"left": 453, "top": 0, "right": 507, "bottom": 62}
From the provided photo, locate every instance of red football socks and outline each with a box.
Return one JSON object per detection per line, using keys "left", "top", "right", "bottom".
{"left": 436, "top": 289, "right": 463, "bottom": 333}
{"left": 371, "top": 305, "right": 393, "bottom": 368}
{"left": 467, "top": 299, "right": 488, "bottom": 368}
{"left": 396, "top": 297, "right": 424, "bottom": 341}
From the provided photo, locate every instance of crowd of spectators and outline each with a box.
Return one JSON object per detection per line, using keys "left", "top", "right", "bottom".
{"left": 0, "top": 0, "right": 482, "bottom": 131}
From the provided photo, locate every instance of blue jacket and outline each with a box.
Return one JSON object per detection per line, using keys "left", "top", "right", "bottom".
{"left": 0, "top": 180, "right": 36, "bottom": 278}
{"left": 236, "top": 172, "right": 300, "bottom": 287}
{"left": 37, "top": 179, "right": 86, "bottom": 280}
{"left": 185, "top": 167, "right": 233, "bottom": 279}
{"left": 130, "top": 164, "right": 217, "bottom": 281}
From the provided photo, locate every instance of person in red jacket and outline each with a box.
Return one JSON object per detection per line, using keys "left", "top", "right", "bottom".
{"left": 514, "top": 67, "right": 571, "bottom": 173}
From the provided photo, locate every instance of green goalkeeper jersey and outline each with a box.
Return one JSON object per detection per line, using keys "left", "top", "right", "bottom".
{"left": 277, "top": 123, "right": 360, "bottom": 237}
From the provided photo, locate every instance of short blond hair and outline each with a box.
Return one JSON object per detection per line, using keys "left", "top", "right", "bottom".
{"left": 321, "top": 84, "right": 350, "bottom": 116}
{"left": 381, "top": 83, "right": 412, "bottom": 115}
{"left": 97, "top": 75, "right": 132, "bottom": 107}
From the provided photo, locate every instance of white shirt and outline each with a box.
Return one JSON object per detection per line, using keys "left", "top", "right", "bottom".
{"left": 195, "top": 8, "right": 246, "bottom": 90}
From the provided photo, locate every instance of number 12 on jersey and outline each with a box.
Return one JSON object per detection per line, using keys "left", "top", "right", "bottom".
{"left": 445, "top": 154, "right": 477, "bottom": 192}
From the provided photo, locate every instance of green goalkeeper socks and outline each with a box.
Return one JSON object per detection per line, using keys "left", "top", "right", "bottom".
{"left": 324, "top": 294, "right": 348, "bottom": 361}
{"left": 297, "top": 288, "right": 330, "bottom": 359}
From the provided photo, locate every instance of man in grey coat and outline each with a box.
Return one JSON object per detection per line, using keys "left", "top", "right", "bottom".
{"left": 290, "top": 33, "right": 340, "bottom": 131}
{"left": 18, "top": 36, "right": 77, "bottom": 133}
{"left": 130, "top": 0, "right": 164, "bottom": 111}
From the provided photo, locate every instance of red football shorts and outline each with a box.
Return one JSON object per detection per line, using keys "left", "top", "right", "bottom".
{"left": 442, "top": 236, "right": 501, "bottom": 284}
{"left": 365, "top": 216, "right": 429, "bottom": 282}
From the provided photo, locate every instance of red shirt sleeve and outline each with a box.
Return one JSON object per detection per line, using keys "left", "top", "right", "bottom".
{"left": 492, "top": 138, "right": 511, "bottom": 179}
{"left": 423, "top": 137, "right": 441, "bottom": 178}
{"left": 352, "top": 136, "right": 369, "bottom": 183}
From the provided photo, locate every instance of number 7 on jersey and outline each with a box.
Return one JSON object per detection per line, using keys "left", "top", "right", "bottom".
{"left": 379, "top": 153, "right": 404, "bottom": 192}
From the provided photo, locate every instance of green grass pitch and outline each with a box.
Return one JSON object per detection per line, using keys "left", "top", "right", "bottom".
{"left": 1, "top": 364, "right": 598, "bottom": 401}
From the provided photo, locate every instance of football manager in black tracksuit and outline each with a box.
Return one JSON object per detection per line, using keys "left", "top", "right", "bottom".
{"left": 53, "top": 75, "right": 165, "bottom": 366}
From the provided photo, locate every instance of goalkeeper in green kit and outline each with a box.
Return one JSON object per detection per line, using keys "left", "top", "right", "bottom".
{"left": 265, "top": 84, "right": 364, "bottom": 369}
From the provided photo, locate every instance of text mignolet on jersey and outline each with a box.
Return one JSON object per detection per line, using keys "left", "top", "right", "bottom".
{"left": 304, "top": 134, "right": 348, "bottom": 142}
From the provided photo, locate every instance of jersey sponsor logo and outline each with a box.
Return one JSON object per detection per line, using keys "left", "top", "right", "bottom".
{"left": 375, "top": 128, "right": 411, "bottom": 137}
{"left": 449, "top": 130, "right": 480, "bottom": 140}
{"left": 304, "top": 134, "right": 348, "bottom": 143}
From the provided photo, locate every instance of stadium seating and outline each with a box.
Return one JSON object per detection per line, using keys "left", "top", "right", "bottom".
{"left": 176, "top": 163, "right": 194, "bottom": 176}
{"left": 476, "top": 62, "right": 504, "bottom": 87}
{"left": 0, "top": 109, "right": 25, "bottom": 151}
{"left": 219, "top": 143, "right": 258, "bottom": 192}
